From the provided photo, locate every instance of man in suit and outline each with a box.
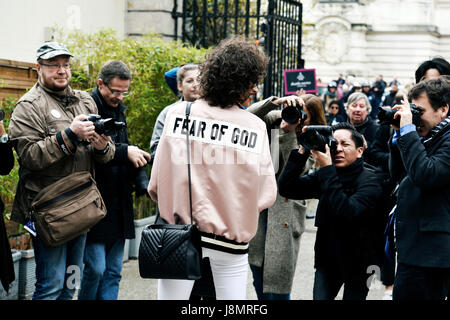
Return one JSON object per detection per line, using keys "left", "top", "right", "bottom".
{"left": 389, "top": 76, "right": 450, "bottom": 300}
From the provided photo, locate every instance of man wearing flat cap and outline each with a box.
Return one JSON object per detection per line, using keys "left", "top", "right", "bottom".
{"left": 8, "top": 42, "right": 115, "bottom": 300}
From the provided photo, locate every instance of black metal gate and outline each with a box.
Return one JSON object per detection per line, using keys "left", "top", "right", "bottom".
{"left": 172, "top": 0, "right": 303, "bottom": 99}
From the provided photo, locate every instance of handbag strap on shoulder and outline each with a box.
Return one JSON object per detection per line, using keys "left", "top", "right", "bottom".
{"left": 185, "top": 101, "right": 194, "bottom": 225}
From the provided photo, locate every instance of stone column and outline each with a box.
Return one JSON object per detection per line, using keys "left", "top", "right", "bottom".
{"left": 127, "top": 0, "right": 177, "bottom": 40}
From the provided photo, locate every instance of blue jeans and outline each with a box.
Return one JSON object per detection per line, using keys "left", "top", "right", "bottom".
{"left": 250, "top": 264, "right": 291, "bottom": 300}
{"left": 32, "top": 233, "right": 86, "bottom": 300}
{"left": 78, "top": 238, "right": 125, "bottom": 300}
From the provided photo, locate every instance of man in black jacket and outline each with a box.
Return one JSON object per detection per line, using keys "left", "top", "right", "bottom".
{"left": 0, "top": 109, "right": 15, "bottom": 294}
{"left": 78, "top": 60, "right": 151, "bottom": 300}
{"left": 279, "top": 122, "right": 382, "bottom": 300}
{"left": 389, "top": 76, "right": 450, "bottom": 300}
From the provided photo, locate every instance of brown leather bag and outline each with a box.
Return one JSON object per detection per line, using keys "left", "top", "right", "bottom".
{"left": 30, "top": 171, "right": 106, "bottom": 247}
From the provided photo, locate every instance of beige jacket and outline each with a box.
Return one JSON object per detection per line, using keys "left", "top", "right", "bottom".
{"left": 148, "top": 99, "right": 277, "bottom": 243}
{"left": 9, "top": 80, "right": 115, "bottom": 224}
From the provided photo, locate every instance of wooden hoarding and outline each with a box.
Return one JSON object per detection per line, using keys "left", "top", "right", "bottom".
{"left": 0, "top": 59, "right": 37, "bottom": 101}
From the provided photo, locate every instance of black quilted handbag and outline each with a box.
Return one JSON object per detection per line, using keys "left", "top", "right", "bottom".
{"left": 138, "top": 102, "right": 202, "bottom": 280}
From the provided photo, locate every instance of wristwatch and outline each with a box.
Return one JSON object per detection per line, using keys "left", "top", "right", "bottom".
{"left": 0, "top": 134, "right": 9, "bottom": 143}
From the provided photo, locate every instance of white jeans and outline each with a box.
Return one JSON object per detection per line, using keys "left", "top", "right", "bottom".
{"left": 157, "top": 247, "right": 249, "bottom": 300}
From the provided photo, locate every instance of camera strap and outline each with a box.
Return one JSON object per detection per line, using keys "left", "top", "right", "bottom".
{"left": 56, "top": 131, "right": 74, "bottom": 156}
{"left": 153, "top": 101, "right": 194, "bottom": 226}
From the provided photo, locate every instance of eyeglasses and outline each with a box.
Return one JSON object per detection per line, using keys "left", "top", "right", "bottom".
{"left": 39, "top": 63, "right": 71, "bottom": 71}
{"left": 105, "top": 83, "right": 130, "bottom": 97}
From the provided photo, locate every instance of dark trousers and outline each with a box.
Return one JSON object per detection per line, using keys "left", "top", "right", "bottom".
{"left": 189, "top": 258, "right": 216, "bottom": 301}
{"left": 380, "top": 253, "right": 396, "bottom": 287}
{"left": 313, "top": 267, "right": 369, "bottom": 300}
{"left": 393, "top": 262, "right": 450, "bottom": 300}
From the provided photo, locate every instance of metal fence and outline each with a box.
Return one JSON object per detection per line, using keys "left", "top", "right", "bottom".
{"left": 172, "top": 0, "right": 303, "bottom": 98}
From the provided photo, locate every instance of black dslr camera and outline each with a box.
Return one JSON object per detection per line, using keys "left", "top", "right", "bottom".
{"left": 86, "top": 114, "right": 126, "bottom": 136}
{"left": 377, "top": 104, "right": 422, "bottom": 127}
{"left": 298, "top": 125, "right": 337, "bottom": 153}
{"left": 281, "top": 101, "right": 307, "bottom": 125}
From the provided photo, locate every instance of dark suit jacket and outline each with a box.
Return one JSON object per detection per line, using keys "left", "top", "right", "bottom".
{"left": 87, "top": 88, "right": 148, "bottom": 242}
{"left": 390, "top": 128, "right": 450, "bottom": 268}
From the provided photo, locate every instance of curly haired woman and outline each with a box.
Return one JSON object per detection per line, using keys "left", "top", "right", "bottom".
{"left": 148, "top": 36, "right": 277, "bottom": 300}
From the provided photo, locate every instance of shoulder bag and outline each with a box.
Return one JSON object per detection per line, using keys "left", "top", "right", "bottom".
{"left": 138, "top": 101, "right": 202, "bottom": 280}
{"left": 29, "top": 171, "right": 106, "bottom": 247}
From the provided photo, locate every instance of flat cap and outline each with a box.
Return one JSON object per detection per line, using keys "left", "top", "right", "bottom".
{"left": 36, "top": 42, "right": 73, "bottom": 60}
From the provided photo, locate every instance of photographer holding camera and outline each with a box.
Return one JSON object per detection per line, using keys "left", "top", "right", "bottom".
{"left": 278, "top": 122, "right": 382, "bottom": 300}
{"left": 388, "top": 76, "right": 450, "bottom": 300}
{"left": 8, "top": 42, "right": 115, "bottom": 300}
{"left": 247, "top": 94, "right": 327, "bottom": 300}
{"left": 78, "top": 60, "right": 151, "bottom": 300}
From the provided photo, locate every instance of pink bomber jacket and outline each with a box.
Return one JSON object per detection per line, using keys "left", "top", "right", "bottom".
{"left": 148, "top": 99, "right": 277, "bottom": 243}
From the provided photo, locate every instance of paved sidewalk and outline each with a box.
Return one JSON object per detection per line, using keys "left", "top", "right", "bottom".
{"left": 117, "top": 200, "right": 386, "bottom": 300}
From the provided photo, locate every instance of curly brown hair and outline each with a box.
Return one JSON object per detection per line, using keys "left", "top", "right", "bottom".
{"left": 199, "top": 36, "right": 269, "bottom": 108}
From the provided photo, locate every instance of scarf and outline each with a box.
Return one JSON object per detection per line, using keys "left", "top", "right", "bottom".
{"left": 422, "top": 115, "right": 450, "bottom": 147}
{"left": 325, "top": 89, "right": 337, "bottom": 98}
{"left": 335, "top": 157, "right": 364, "bottom": 186}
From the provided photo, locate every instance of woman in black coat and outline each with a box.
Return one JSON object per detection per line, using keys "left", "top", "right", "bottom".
{"left": 278, "top": 123, "right": 383, "bottom": 300}
{"left": 0, "top": 116, "right": 15, "bottom": 293}
{"left": 345, "top": 92, "right": 379, "bottom": 166}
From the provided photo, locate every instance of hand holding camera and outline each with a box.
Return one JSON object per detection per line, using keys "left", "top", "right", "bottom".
{"left": 281, "top": 100, "right": 307, "bottom": 125}
{"left": 71, "top": 113, "right": 126, "bottom": 143}
{"left": 377, "top": 93, "right": 422, "bottom": 129}
{"left": 128, "top": 145, "right": 151, "bottom": 168}
{"left": 298, "top": 125, "right": 337, "bottom": 154}
{"left": 70, "top": 114, "right": 96, "bottom": 140}
{"left": 311, "top": 144, "right": 333, "bottom": 168}
{"left": 299, "top": 125, "right": 333, "bottom": 167}
{"left": 89, "top": 132, "right": 110, "bottom": 151}
{"left": 84, "top": 114, "right": 126, "bottom": 136}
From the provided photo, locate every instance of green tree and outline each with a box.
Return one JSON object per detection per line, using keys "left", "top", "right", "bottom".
{"left": 54, "top": 28, "right": 208, "bottom": 149}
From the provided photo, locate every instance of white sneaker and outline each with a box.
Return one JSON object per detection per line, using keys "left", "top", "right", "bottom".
{"left": 382, "top": 289, "right": 393, "bottom": 300}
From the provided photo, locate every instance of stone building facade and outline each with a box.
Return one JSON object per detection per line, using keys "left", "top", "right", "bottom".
{"left": 2, "top": 0, "right": 449, "bottom": 85}
{"left": 301, "top": 0, "right": 450, "bottom": 84}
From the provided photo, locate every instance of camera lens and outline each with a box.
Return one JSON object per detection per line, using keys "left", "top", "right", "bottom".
{"left": 377, "top": 106, "right": 400, "bottom": 127}
{"left": 281, "top": 106, "right": 300, "bottom": 124}
{"left": 299, "top": 130, "right": 326, "bottom": 151}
